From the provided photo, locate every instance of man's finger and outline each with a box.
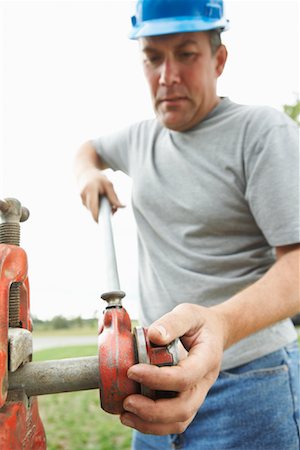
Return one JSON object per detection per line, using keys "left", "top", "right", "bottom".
{"left": 123, "top": 383, "right": 209, "bottom": 425}
{"left": 86, "top": 191, "right": 102, "bottom": 222}
{"left": 147, "top": 303, "right": 205, "bottom": 346}
{"left": 128, "top": 345, "right": 217, "bottom": 392}
{"left": 104, "top": 182, "right": 125, "bottom": 211}
{"left": 120, "top": 411, "right": 191, "bottom": 436}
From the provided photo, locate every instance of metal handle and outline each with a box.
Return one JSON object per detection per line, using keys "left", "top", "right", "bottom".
{"left": 98, "top": 196, "right": 121, "bottom": 293}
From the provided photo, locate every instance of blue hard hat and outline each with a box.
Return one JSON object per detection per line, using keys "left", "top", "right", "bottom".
{"left": 129, "top": 0, "right": 229, "bottom": 40}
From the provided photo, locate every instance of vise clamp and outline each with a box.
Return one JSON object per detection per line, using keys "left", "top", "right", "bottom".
{"left": 0, "top": 197, "right": 178, "bottom": 449}
{"left": 0, "top": 198, "right": 46, "bottom": 449}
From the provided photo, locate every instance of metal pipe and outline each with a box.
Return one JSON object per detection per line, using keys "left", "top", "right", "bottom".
{"left": 8, "top": 356, "right": 99, "bottom": 397}
{"left": 98, "top": 196, "right": 121, "bottom": 292}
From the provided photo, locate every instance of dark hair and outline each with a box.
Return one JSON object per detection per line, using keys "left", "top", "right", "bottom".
{"left": 207, "top": 29, "right": 222, "bottom": 54}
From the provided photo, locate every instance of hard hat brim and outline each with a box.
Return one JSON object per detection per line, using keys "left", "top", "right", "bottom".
{"left": 129, "top": 17, "right": 229, "bottom": 40}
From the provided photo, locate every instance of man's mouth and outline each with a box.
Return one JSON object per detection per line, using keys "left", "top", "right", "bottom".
{"left": 159, "top": 97, "right": 186, "bottom": 102}
{"left": 158, "top": 96, "right": 188, "bottom": 104}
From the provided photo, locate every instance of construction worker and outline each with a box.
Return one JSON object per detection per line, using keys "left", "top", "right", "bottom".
{"left": 75, "top": 0, "right": 300, "bottom": 448}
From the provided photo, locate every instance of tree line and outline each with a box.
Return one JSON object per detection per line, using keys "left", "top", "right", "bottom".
{"left": 32, "top": 315, "right": 98, "bottom": 330}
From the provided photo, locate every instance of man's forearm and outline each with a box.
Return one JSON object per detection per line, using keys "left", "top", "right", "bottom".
{"left": 74, "top": 140, "right": 107, "bottom": 181}
{"left": 212, "top": 244, "right": 300, "bottom": 350}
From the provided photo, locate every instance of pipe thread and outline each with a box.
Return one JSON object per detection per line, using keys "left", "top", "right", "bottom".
{"left": 9, "top": 283, "right": 21, "bottom": 327}
{"left": 0, "top": 223, "right": 20, "bottom": 246}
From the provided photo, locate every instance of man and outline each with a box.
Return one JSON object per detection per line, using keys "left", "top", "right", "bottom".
{"left": 75, "top": 0, "right": 300, "bottom": 448}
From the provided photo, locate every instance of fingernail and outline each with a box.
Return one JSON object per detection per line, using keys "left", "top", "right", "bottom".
{"left": 124, "top": 402, "right": 137, "bottom": 414}
{"left": 127, "top": 368, "right": 142, "bottom": 383}
{"left": 121, "top": 415, "right": 135, "bottom": 428}
{"left": 153, "top": 325, "right": 169, "bottom": 339}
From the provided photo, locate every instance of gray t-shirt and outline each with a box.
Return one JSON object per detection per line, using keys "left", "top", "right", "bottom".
{"left": 93, "top": 98, "right": 299, "bottom": 369}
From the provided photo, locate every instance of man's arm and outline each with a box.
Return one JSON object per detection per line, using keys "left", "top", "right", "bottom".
{"left": 74, "top": 141, "right": 123, "bottom": 221}
{"left": 213, "top": 244, "right": 300, "bottom": 349}
{"left": 120, "top": 244, "right": 300, "bottom": 435}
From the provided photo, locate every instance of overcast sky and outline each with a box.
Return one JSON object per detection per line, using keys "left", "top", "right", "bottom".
{"left": 0, "top": 0, "right": 299, "bottom": 320}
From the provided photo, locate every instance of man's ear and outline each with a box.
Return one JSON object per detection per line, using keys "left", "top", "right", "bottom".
{"left": 215, "top": 44, "right": 228, "bottom": 77}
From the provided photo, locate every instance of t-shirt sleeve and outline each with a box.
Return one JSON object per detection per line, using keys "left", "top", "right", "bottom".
{"left": 244, "top": 113, "right": 299, "bottom": 246}
{"left": 91, "top": 126, "right": 133, "bottom": 175}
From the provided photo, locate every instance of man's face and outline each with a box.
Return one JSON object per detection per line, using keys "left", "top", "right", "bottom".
{"left": 140, "top": 32, "right": 227, "bottom": 131}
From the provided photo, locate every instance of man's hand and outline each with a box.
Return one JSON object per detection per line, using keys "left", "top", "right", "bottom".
{"left": 78, "top": 167, "right": 124, "bottom": 221}
{"left": 120, "top": 303, "right": 227, "bottom": 435}
{"left": 74, "top": 141, "right": 124, "bottom": 221}
{"left": 119, "top": 244, "right": 300, "bottom": 435}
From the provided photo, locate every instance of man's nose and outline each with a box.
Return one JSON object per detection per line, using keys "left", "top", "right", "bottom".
{"left": 159, "top": 58, "right": 181, "bottom": 86}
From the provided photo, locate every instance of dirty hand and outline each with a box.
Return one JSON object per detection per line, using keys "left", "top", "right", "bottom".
{"left": 78, "top": 168, "right": 124, "bottom": 221}
{"left": 120, "top": 303, "right": 227, "bottom": 435}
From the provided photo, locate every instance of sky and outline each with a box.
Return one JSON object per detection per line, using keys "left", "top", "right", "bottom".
{"left": 0, "top": 0, "right": 299, "bottom": 320}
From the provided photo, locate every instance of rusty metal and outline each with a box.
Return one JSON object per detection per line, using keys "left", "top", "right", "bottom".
{"left": 0, "top": 198, "right": 30, "bottom": 224}
{"left": 98, "top": 196, "right": 140, "bottom": 413}
{"left": 0, "top": 198, "right": 46, "bottom": 449}
{"left": 101, "top": 290, "right": 126, "bottom": 306}
{"left": 98, "top": 299, "right": 139, "bottom": 414}
{"left": 0, "top": 393, "right": 46, "bottom": 449}
{"left": 0, "top": 200, "right": 10, "bottom": 213}
{"left": 0, "top": 198, "right": 30, "bottom": 328}
{"left": 133, "top": 326, "right": 153, "bottom": 397}
{"left": 97, "top": 195, "right": 179, "bottom": 414}
{"left": 8, "top": 328, "right": 33, "bottom": 372}
{"left": 134, "top": 326, "right": 179, "bottom": 399}
{"left": 8, "top": 356, "right": 99, "bottom": 397}
{"left": 8, "top": 283, "right": 22, "bottom": 328}
{"left": 0, "top": 244, "right": 28, "bottom": 407}
{"left": 142, "top": 328, "right": 179, "bottom": 367}
{"left": 0, "top": 198, "right": 29, "bottom": 245}
{"left": 6, "top": 313, "right": 179, "bottom": 402}
{"left": 0, "top": 196, "right": 179, "bottom": 448}
{"left": 98, "top": 298, "right": 179, "bottom": 414}
{"left": 0, "top": 223, "right": 20, "bottom": 245}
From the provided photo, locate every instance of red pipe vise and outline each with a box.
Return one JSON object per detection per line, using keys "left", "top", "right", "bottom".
{"left": 0, "top": 205, "right": 47, "bottom": 449}
{"left": 98, "top": 291, "right": 178, "bottom": 414}
{"left": 0, "top": 198, "right": 178, "bottom": 448}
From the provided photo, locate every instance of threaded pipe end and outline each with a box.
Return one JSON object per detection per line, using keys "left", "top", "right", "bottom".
{"left": 0, "top": 223, "right": 20, "bottom": 245}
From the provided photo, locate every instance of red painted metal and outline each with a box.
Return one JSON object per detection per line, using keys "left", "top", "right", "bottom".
{"left": 0, "top": 197, "right": 178, "bottom": 446}
{"left": 143, "top": 328, "right": 175, "bottom": 367}
{"left": 0, "top": 243, "right": 46, "bottom": 449}
{"left": 0, "top": 397, "right": 46, "bottom": 449}
{"left": 98, "top": 306, "right": 139, "bottom": 414}
{"left": 20, "top": 278, "right": 33, "bottom": 332}
{"left": 98, "top": 307, "right": 178, "bottom": 414}
{"left": 0, "top": 244, "right": 28, "bottom": 408}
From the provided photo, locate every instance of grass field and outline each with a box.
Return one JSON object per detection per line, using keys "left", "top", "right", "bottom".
{"left": 34, "top": 345, "right": 132, "bottom": 450}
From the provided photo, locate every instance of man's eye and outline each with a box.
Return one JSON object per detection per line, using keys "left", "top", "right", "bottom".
{"left": 179, "top": 52, "right": 197, "bottom": 61}
{"left": 145, "top": 55, "right": 161, "bottom": 65}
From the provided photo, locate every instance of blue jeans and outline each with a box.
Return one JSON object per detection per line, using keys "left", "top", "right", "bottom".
{"left": 132, "top": 341, "right": 300, "bottom": 450}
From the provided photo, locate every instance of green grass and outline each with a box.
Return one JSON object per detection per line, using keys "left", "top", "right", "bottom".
{"left": 33, "top": 345, "right": 98, "bottom": 362}
{"left": 34, "top": 345, "right": 132, "bottom": 450}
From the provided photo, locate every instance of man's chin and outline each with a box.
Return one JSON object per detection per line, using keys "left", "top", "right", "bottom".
{"left": 157, "top": 113, "right": 190, "bottom": 132}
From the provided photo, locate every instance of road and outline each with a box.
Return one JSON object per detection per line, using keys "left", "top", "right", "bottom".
{"left": 33, "top": 335, "right": 98, "bottom": 352}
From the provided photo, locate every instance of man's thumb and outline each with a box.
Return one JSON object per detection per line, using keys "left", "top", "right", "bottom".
{"left": 147, "top": 324, "right": 171, "bottom": 345}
